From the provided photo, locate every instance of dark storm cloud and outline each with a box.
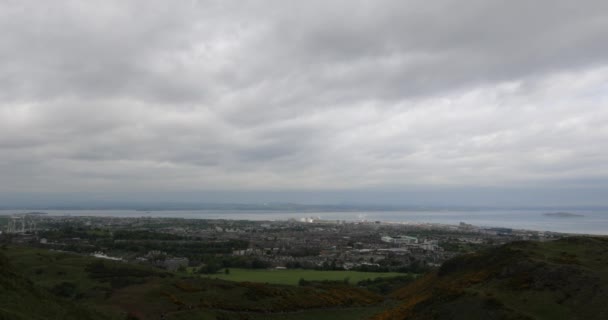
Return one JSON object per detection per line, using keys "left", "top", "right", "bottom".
{"left": 1, "top": 0, "right": 608, "bottom": 205}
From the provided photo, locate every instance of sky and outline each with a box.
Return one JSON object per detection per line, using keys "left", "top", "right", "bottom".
{"left": 1, "top": 0, "right": 608, "bottom": 208}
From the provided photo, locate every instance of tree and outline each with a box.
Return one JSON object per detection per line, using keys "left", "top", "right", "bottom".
{"left": 197, "top": 261, "right": 221, "bottom": 274}
{"left": 298, "top": 278, "right": 310, "bottom": 286}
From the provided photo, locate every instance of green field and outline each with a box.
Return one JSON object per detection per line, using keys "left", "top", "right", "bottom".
{"left": 1, "top": 247, "right": 398, "bottom": 319}
{"left": 201, "top": 268, "right": 405, "bottom": 285}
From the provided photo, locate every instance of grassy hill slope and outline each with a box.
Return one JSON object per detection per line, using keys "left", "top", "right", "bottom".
{"left": 0, "top": 251, "right": 109, "bottom": 320}
{"left": 372, "top": 237, "right": 608, "bottom": 320}
{"left": 5, "top": 237, "right": 606, "bottom": 320}
{"left": 1, "top": 247, "right": 388, "bottom": 320}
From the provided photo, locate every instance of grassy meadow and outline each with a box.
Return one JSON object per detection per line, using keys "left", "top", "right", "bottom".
{"left": 199, "top": 268, "right": 405, "bottom": 285}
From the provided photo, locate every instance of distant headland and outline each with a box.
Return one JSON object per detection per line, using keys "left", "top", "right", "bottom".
{"left": 543, "top": 212, "right": 585, "bottom": 218}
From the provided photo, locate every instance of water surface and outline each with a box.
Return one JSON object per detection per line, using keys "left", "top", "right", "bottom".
{"left": 1, "top": 209, "right": 606, "bottom": 235}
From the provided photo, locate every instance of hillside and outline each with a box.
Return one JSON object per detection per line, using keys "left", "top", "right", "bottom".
{"left": 1, "top": 246, "right": 389, "bottom": 320}
{"left": 372, "top": 237, "right": 608, "bottom": 320}
{"left": 0, "top": 251, "right": 108, "bottom": 320}
{"left": 3, "top": 237, "right": 608, "bottom": 320}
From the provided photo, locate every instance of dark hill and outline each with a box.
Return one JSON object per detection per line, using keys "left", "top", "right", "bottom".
{"left": 1, "top": 247, "right": 386, "bottom": 319}
{"left": 373, "top": 237, "right": 608, "bottom": 320}
{"left": 0, "top": 251, "right": 107, "bottom": 320}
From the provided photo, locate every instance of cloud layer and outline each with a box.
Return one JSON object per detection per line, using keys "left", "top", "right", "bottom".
{"left": 1, "top": 0, "right": 608, "bottom": 205}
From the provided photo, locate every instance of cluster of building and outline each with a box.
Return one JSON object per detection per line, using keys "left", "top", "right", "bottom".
{"left": 1, "top": 213, "right": 563, "bottom": 273}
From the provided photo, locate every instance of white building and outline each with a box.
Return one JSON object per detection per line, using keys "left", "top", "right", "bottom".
{"left": 92, "top": 252, "right": 123, "bottom": 261}
{"left": 381, "top": 235, "right": 418, "bottom": 244}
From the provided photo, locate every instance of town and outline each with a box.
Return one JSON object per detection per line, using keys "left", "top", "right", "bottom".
{"left": 0, "top": 213, "right": 562, "bottom": 274}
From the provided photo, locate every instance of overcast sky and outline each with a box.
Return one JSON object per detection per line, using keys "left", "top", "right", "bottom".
{"left": 1, "top": 0, "right": 608, "bottom": 207}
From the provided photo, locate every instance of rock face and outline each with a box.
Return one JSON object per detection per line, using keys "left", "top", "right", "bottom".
{"left": 373, "top": 237, "right": 608, "bottom": 320}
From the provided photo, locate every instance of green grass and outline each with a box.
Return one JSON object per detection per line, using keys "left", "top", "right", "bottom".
{"left": 200, "top": 268, "right": 405, "bottom": 285}
{"left": 0, "top": 249, "right": 110, "bottom": 320}
{"left": 379, "top": 236, "right": 608, "bottom": 320}
{"left": 3, "top": 246, "right": 170, "bottom": 319}
{"left": 3, "top": 247, "right": 391, "bottom": 319}
{"left": 166, "top": 304, "right": 395, "bottom": 320}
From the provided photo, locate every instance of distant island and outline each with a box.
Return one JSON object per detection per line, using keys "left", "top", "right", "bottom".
{"left": 543, "top": 212, "right": 584, "bottom": 218}
{"left": 25, "top": 211, "right": 48, "bottom": 215}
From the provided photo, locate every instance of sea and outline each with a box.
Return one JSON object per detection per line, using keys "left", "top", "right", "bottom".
{"left": 1, "top": 208, "right": 607, "bottom": 235}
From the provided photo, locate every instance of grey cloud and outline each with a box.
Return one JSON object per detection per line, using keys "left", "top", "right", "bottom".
{"left": 4, "top": 1, "right": 607, "bottom": 105}
{"left": 1, "top": 1, "right": 608, "bottom": 205}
